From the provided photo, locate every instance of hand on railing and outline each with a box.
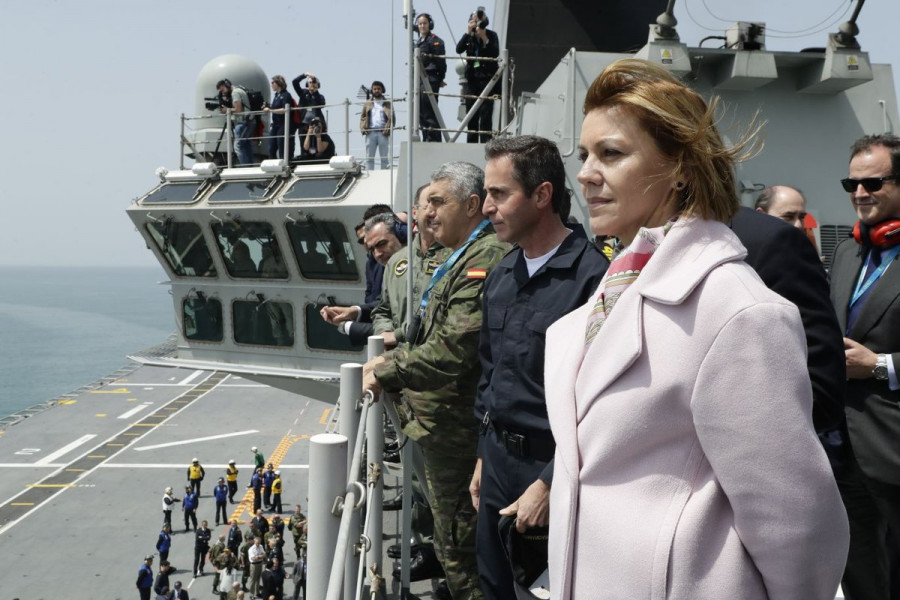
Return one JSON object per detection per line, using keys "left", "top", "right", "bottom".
{"left": 361, "top": 356, "right": 385, "bottom": 401}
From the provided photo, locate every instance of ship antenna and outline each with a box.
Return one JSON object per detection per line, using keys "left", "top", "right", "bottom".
{"left": 835, "top": 0, "right": 865, "bottom": 49}
{"left": 653, "top": 0, "right": 680, "bottom": 41}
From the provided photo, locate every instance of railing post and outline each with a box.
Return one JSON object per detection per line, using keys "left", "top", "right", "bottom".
{"left": 413, "top": 47, "right": 422, "bottom": 141}
{"left": 225, "top": 108, "right": 234, "bottom": 168}
{"left": 308, "top": 432, "right": 349, "bottom": 600}
{"left": 365, "top": 337, "right": 385, "bottom": 593}
{"left": 283, "top": 110, "right": 290, "bottom": 163}
{"left": 500, "top": 49, "right": 509, "bottom": 134}
{"left": 339, "top": 363, "right": 363, "bottom": 598}
{"left": 344, "top": 98, "right": 351, "bottom": 156}
{"left": 179, "top": 113, "right": 185, "bottom": 170}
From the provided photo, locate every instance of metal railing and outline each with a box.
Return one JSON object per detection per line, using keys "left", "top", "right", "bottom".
{"left": 308, "top": 336, "right": 417, "bottom": 600}
{"left": 413, "top": 50, "right": 511, "bottom": 142}
{"left": 179, "top": 97, "right": 409, "bottom": 171}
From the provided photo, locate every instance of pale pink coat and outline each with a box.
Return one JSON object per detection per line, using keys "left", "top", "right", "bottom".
{"left": 544, "top": 218, "right": 849, "bottom": 600}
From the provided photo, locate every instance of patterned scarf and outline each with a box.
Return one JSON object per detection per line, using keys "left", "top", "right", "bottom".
{"left": 584, "top": 219, "right": 676, "bottom": 345}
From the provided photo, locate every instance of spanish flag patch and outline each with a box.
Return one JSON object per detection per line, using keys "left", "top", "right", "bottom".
{"left": 467, "top": 269, "right": 487, "bottom": 279}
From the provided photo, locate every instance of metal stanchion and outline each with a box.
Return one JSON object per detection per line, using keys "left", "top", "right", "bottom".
{"left": 366, "top": 337, "right": 385, "bottom": 594}
{"left": 225, "top": 108, "right": 234, "bottom": 168}
{"left": 308, "top": 432, "right": 349, "bottom": 600}
{"left": 339, "top": 363, "right": 363, "bottom": 600}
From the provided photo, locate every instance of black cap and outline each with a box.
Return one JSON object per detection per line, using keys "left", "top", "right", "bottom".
{"left": 498, "top": 516, "right": 550, "bottom": 598}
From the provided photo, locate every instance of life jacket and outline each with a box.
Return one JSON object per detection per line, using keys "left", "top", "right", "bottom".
{"left": 226, "top": 465, "right": 238, "bottom": 481}
{"left": 189, "top": 464, "right": 204, "bottom": 480}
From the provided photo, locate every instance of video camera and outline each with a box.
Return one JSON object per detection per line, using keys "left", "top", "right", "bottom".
{"left": 204, "top": 92, "right": 232, "bottom": 112}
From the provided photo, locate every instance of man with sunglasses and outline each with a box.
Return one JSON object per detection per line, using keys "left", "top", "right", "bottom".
{"left": 830, "top": 133, "right": 900, "bottom": 600}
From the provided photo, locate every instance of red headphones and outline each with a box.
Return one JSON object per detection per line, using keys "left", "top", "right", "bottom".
{"left": 853, "top": 219, "right": 900, "bottom": 248}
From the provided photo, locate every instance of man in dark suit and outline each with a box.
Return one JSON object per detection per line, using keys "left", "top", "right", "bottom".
{"left": 730, "top": 205, "right": 846, "bottom": 433}
{"left": 829, "top": 134, "right": 900, "bottom": 600}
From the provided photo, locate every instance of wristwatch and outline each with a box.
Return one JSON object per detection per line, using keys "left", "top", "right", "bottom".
{"left": 873, "top": 354, "right": 889, "bottom": 381}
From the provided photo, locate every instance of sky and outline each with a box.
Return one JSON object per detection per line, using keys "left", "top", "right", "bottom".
{"left": 1, "top": 0, "right": 898, "bottom": 267}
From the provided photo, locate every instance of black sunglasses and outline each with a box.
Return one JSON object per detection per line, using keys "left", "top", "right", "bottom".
{"left": 840, "top": 176, "right": 897, "bottom": 193}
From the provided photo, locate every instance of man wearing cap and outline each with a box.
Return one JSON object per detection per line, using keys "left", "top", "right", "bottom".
{"left": 183, "top": 485, "right": 199, "bottom": 531}
{"left": 187, "top": 458, "right": 206, "bottom": 497}
{"left": 226, "top": 460, "right": 239, "bottom": 504}
{"left": 271, "top": 470, "right": 283, "bottom": 514}
{"left": 252, "top": 447, "right": 265, "bottom": 471}
{"left": 161, "top": 486, "right": 180, "bottom": 529}
{"left": 214, "top": 477, "right": 228, "bottom": 526}
{"left": 136, "top": 555, "right": 154, "bottom": 600}
{"left": 263, "top": 464, "right": 276, "bottom": 510}
{"left": 250, "top": 468, "right": 264, "bottom": 513}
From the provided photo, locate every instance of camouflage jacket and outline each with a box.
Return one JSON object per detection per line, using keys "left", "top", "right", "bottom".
{"left": 375, "top": 224, "right": 508, "bottom": 449}
{"left": 372, "top": 241, "right": 449, "bottom": 344}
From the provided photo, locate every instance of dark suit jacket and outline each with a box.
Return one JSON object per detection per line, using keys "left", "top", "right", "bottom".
{"left": 830, "top": 236, "right": 900, "bottom": 484}
{"left": 730, "top": 207, "right": 846, "bottom": 432}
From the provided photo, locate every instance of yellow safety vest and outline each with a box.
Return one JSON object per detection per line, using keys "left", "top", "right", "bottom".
{"left": 226, "top": 466, "right": 238, "bottom": 482}
{"left": 189, "top": 464, "right": 203, "bottom": 479}
{"left": 273, "top": 477, "right": 282, "bottom": 494}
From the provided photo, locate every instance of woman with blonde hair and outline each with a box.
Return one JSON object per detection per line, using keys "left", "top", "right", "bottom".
{"left": 544, "top": 58, "right": 849, "bottom": 599}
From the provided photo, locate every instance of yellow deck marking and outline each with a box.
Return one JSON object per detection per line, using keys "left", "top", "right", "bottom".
{"left": 229, "top": 433, "right": 307, "bottom": 522}
{"left": 57, "top": 400, "right": 77, "bottom": 405}
{"left": 107, "top": 443, "right": 125, "bottom": 447}
{"left": 87, "top": 455, "right": 106, "bottom": 459}
{"left": 95, "top": 414, "right": 107, "bottom": 417}
{"left": 162, "top": 407, "right": 178, "bottom": 411}
{"left": 11, "top": 502, "right": 34, "bottom": 506}
{"left": 89, "top": 388, "right": 131, "bottom": 394}
{"left": 29, "top": 484, "right": 74, "bottom": 488}
{"left": 127, "top": 398, "right": 138, "bottom": 402}
{"left": 65, "top": 468, "right": 87, "bottom": 472}
{"left": 123, "top": 433, "right": 140, "bottom": 436}
{"left": 319, "top": 409, "right": 331, "bottom": 425}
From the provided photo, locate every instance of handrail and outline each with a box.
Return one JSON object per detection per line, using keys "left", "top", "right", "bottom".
{"left": 325, "top": 388, "right": 373, "bottom": 600}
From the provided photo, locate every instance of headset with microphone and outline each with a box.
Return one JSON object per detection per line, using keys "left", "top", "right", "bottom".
{"left": 853, "top": 219, "right": 900, "bottom": 248}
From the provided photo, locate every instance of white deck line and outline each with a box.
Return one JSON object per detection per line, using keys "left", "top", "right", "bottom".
{"left": 117, "top": 402, "right": 153, "bottom": 419}
{"left": 177, "top": 369, "right": 205, "bottom": 386}
{"left": 133, "top": 429, "right": 259, "bottom": 451}
{"left": 33, "top": 434, "right": 97, "bottom": 466}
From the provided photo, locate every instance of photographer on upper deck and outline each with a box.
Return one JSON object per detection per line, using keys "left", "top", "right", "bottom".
{"left": 456, "top": 7, "right": 499, "bottom": 143}
{"left": 213, "top": 79, "right": 254, "bottom": 165}
{"left": 291, "top": 72, "right": 327, "bottom": 133}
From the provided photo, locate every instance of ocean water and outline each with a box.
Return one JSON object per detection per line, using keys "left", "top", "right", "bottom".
{"left": 0, "top": 266, "right": 174, "bottom": 418}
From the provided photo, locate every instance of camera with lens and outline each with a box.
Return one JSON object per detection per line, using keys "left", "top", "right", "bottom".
{"left": 310, "top": 117, "right": 323, "bottom": 133}
{"left": 204, "top": 92, "right": 232, "bottom": 112}
{"left": 474, "top": 6, "right": 488, "bottom": 29}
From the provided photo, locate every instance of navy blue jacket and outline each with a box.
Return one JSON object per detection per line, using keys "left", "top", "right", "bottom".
{"left": 136, "top": 564, "right": 153, "bottom": 589}
{"left": 474, "top": 225, "right": 609, "bottom": 482}
{"left": 156, "top": 530, "right": 171, "bottom": 553}
{"left": 183, "top": 491, "right": 198, "bottom": 511}
{"left": 213, "top": 484, "right": 228, "bottom": 503}
{"left": 251, "top": 472, "right": 262, "bottom": 491}
{"left": 263, "top": 470, "right": 276, "bottom": 489}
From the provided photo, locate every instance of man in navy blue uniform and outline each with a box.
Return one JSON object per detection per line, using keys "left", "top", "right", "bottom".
{"left": 136, "top": 555, "right": 154, "bottom": 600}
{"left": 471, "top": 136, "right": 609, "bottom": 599}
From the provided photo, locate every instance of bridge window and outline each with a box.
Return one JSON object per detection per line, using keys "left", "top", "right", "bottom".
{"left": 211, "top": 221, "right": 289, "bottom": 279}
{"left": 286, "top": 220, "right": 358, "bottom": 280}
{"left": 305, "top": 304, "right": 364, "bottom": 352}
{"left": 233, "top": 300, "right": 294, "bottom": 347}
{"left": 282, "top": 174, "right": 355, "bottom": 201}
{"left": 145, "top": 220, "right": 217, "bottom": 277}
{"left": 208, "top": 179, "right": 283, "bottom": 204}
{"left": 183, "top": 297, "right": 223, "bottom": 341}
{"left": 142, "top": 182, "right": 207, "bottom": 205}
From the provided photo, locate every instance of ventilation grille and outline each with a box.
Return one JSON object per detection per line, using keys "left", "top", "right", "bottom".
{"left": 820, "top": 224, "right": 854, "bottom": 270}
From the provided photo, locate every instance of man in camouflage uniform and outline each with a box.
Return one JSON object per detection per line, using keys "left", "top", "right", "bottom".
{"left": 364, "top": 161, "right": 509, "bottom": 600}
{"left": 208, "top": 533, "right": 226, "bottom": 594}
{"left": 288, "top": 504, "right": 308, "bottom": 560}
{"left": 239, "top": 534, "right": 255, "bottom": 592}
{"left": 372, "top": 183, "right": 449, "bottom": 348}
{"left": 212, "top": 547, "right": 238, "bottom": 598}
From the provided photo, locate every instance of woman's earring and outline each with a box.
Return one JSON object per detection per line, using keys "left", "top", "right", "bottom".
{"left": 675, "top": 181, "right": 686, "bottom": 190}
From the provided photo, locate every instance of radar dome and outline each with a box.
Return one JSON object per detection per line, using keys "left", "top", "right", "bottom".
{"left": 194, "top": 54, "right": 270, "bottom": 119}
